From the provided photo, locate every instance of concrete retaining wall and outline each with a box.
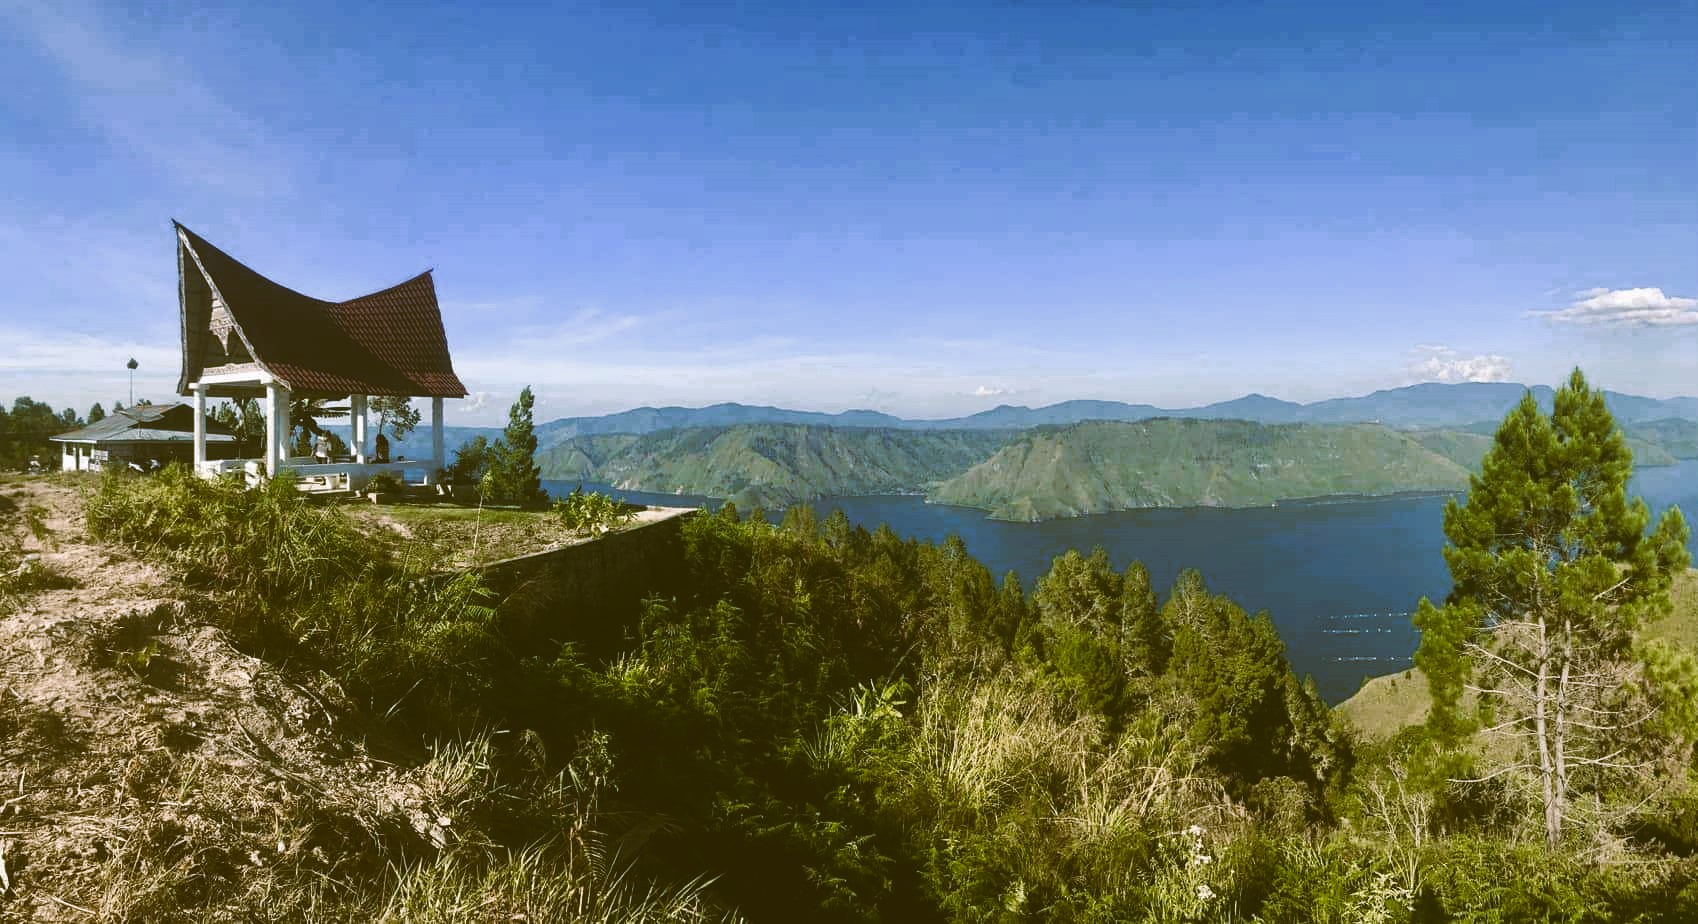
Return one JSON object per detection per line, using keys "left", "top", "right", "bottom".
{"left": 471, "top": 508, "right": 698, "bottom": 656}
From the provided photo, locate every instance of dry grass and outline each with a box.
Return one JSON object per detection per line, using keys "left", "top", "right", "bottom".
{"left": 1651, "top": 565, "right": 1698, "bottom": 650}
{"left": 0, "top": 476, "right": 732, "bottom": 921}
{"left": 345, "top": 499, "right": 677, "bottom": 570}
{"left": 1336, "top": 669, "right": 1433, "bottom": 743}
{"left": 0, "top": 477, "right": 423, "bottom": 920}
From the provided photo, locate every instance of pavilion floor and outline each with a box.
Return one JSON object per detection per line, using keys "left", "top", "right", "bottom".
{"left": 196, "top": 457, "right": 442, "bottom": 493}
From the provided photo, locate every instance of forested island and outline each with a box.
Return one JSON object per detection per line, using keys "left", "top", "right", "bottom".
{"left": 537, "top": 416, "right": 1698, "bottom": 520}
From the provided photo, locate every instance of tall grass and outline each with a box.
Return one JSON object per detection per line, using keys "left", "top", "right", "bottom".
{"left": 382, "top": 843, "right": 734, "bottom": 923}
{"left": 77, "top": 468, "right": 745, "bottom": 919}
{"left": 85, "top": 466, "right": 507, "bottom": 730}
{"left": 814, "top": 668, "right": 1243, "bottom": 919}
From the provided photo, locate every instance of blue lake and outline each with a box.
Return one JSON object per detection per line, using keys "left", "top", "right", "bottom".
{"left": 546, "top": 460, "right": 1697, "bottom": 705}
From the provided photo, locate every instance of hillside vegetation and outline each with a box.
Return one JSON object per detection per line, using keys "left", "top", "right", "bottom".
{"left": 930, "top": 419, "right": 1472, "bottom": 521}
{"left": 6, "top": 409, "right": 1698, "bottom": 919}
{"left": 1339, "top": 567, "right": 1698, "bottom": 741}
{"left": 1453, "top": 417, "right": 1698, "bottom": 466}
{"left": 537, "top": 425, "right": 1010, "bottom": 509}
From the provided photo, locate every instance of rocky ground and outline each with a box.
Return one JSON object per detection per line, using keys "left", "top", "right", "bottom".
{"left": 0, "top": 477, "right": 457, "bottom": 921}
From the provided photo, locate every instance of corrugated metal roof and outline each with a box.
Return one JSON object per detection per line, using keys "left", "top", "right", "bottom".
{"left": 175, "top": 223, "right": 468, "bottom": 399}
{"left": 56, "top": 430, "right": 238, "bottom": 444}
{"left": 49, "top": 403, "right": 235, "bottom": 444}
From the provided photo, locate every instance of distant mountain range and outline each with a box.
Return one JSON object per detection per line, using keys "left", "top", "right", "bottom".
{"left": 526, "top": 382, "right": 1698, "bottom": 442}
{"left": 354, "top": 382, "right": 1698, "bottom": 519}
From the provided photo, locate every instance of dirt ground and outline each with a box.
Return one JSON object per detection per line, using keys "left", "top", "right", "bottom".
{"left": 0, "top": 477, "right": 454, "bottom": 921}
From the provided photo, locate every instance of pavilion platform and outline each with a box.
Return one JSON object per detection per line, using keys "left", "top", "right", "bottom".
{"left": 196, "top": 457, "right": 446, "bottom": 494}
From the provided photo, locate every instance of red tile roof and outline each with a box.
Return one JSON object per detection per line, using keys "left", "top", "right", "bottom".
{"left": 176, "top": 223, "right": 468, "bottom": 399}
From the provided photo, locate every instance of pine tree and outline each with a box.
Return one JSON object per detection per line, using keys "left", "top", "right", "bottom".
{"left": 370, "top": 395, "right": 421, "bottom": 442}
{"left": 448, "top": 435, "right": 492, "bottom": 484}
{"left": 1120, "top": 560, "right": 1167, "bottom": 675}
{"left": 484, "top": 386, "right": 545, "bottom": 507}
{"left": 1414, "top": 369, "right": 1690, "bottom": 847}
{"left": 87, "top": 403, "right": 106, "bottom": 424}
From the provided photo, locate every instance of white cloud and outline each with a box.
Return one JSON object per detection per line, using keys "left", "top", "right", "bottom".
{"left": 498, "top": 309, "right": 642, "bottom": 349}
{"left": 1532, "top": 287, "right": 1698, "bottom": 328}
{"left": 1407, "top": 345, "right": 1513, "bottom": 384}
{"left": 972, "top": 385, "right": 1015, "bottom": 397}
{"left": 0, "top": 326, "right": 177, "bottom": 374}
{"left": 459, "top": 391, "right": 493, "bottom": 414}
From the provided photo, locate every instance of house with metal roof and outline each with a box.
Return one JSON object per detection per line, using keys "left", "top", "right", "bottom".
{"left": 173, "top": 222, "right": 467, "bottom": 491}
{"left": 49, "top": 403, "right": 238, "bottom": 472}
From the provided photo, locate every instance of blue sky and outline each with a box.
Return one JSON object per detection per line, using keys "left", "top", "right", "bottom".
{"left": 2, "top": 0, "right": 1695, "bottom": 424}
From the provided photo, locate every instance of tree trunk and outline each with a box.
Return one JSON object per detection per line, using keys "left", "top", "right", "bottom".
{"left": 1534, "top": 613, "right": 1561, "bottom": 847}
{"left": 1553, "top": 618, "right": 1571, "bottom": 846}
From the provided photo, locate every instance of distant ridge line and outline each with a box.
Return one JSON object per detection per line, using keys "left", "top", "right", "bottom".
{"left": 527, "top": 382, "right": 1698, "bottom": 444}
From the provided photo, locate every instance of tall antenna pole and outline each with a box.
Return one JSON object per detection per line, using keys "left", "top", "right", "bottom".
{"left": 127, "top": 357, "right": 138, "bottom": 406}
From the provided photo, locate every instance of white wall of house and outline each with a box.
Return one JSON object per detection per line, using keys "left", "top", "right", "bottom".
{"left": 59, "top": 443, "right": 94, "bottom": 472}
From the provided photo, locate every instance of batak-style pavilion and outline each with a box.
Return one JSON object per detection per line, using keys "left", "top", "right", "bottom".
{"left": 174, "top": 221, "right": 467, "bottom": 491}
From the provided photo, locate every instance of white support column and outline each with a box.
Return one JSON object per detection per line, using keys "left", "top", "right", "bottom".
{"left": 430, "top": 396, "right": 445, "bottom": 483}
{"left": 264, "top": 383, "right": 279, "bottom": 474}
{"left": 351, "top": 394, "right": 369, "bottom": 464}
{"left": 264, "top": 382, "right": 292, "bottom": 474}
{"left": 277, "top": 390, "right": 291, "bottom": 469}
{"left": 191, "top": 383, "right": 208, "bottom": 467}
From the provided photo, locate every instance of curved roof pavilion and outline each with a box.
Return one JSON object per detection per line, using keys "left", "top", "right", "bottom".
{"left": 174, "top": 222, "right": 467, "bottom": 489}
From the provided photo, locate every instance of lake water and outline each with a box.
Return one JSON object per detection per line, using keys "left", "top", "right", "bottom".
{"left": 545, "top": 460, "right": 1697, "bottom": 704}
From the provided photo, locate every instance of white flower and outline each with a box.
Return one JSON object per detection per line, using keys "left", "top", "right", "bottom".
{"left": 1187, "top": 824, "right": 1204, "bottom": 837}
{"left": 1195, "top": 854, "right": 1213, "bottom": 866}
{"left": 1197, "top": 884, "right": 1215, "bottom": 902}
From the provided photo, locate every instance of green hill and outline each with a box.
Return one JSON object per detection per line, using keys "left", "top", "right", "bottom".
{"left": 1627, "top": 418, "right": 1698, "bottom": 461}
{"left": 537, "top": 425, "right": 1010, "bottom": 509}
{"left": 1450, "top": 418, "right": 1696, "bottom": 467}
{"left": 534, "top": 417, "right": 1694, "bottom": 521}
{"left": 534, "top": 433, "right": 638, "bottom": 480}
{"left": 928, "top": 419, "right": 1473, "bottom": 521}
{"left": 1407, "top": 429, "right": 1494, "bottom": 471}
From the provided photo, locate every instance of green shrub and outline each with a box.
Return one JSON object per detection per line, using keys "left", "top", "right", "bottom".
{"left": 554, "top": 486, "right": 638, "bottom": 537}
{"left": 364, "top": 471, "right": 405, "bottom": 494}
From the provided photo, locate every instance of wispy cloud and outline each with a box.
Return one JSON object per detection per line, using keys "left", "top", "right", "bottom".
{"left": 1407, "top": 345, "right": 1513, "bottom": 384}
{"left": 972, "top": 384, "right": 1015, "bottom": 397}
{"left": 2, "top": 0, "right": 293, "bottom": 195}
{"left": 1531, "top": 287, "right": 1698, "bottom": 328}
{"left": 0, "top": 326, "right": 176, "bottom": 374}
{"left": 503, "top": 309, "right": 643, "bottom": 349}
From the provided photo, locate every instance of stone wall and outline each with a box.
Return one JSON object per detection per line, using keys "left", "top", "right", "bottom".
{"left": 471, "top": 509, "right": 698, "bottom": 657}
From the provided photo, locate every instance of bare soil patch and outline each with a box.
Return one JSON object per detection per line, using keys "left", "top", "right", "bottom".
{"left": 0, "top": 477, "right": 454, "bottom": 921}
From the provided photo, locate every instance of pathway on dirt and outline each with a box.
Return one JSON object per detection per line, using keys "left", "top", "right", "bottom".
{"left": 0, "top": 478, "right": 445, "bottom": 921}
